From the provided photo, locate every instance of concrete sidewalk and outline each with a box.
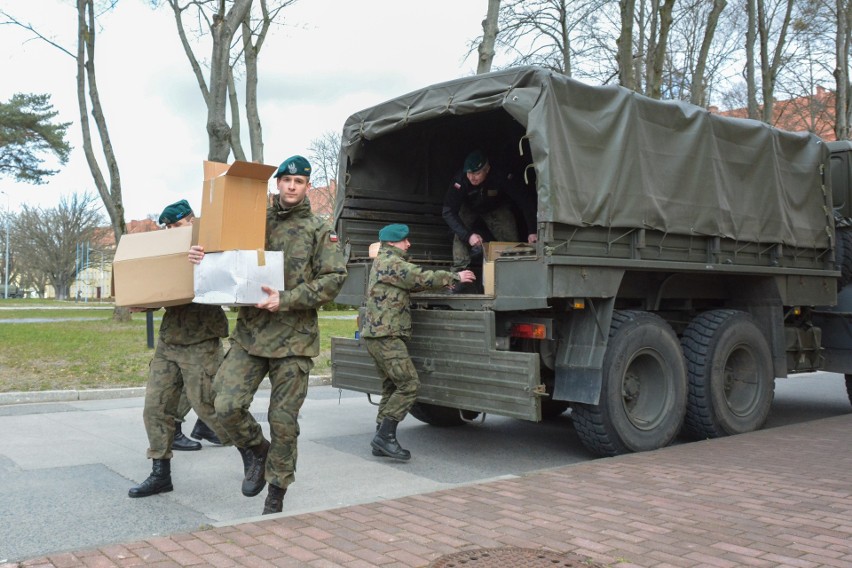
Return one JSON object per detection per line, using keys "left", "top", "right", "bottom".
{"left": 5, "top": 413, "right": 851, "bottom": 568}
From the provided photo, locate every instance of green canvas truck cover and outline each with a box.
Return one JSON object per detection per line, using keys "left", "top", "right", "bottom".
{"left": 336, "top": 66, "right": 831, "bottom": 249}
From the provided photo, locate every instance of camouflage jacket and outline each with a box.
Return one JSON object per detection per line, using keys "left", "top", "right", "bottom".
{"left": 361, "top": 245, "right": 458, "bottom": 339}
{"left": 232, "top": 197, "right": 347, "bottom": 358}
{"left": 160, "top": 303, "right": 228, "bottom": 346}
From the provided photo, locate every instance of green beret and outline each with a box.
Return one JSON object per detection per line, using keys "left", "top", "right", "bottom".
{"left": 464, "top": 150, "right": 488, "bottom": 173}
{"left": 274, "top": 155, "right": 312, "bottom": 178}
{"left": 378, "top": 223, "right": 410, "bottom": 242}
{"left": 158, "top": 199, "right": 193, "bottom": 225}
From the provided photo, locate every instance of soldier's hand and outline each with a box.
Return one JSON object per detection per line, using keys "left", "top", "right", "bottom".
{"left": 188, "top": 245, "right": 205, "bottom": 265}
{"left": 467, "top": 233, "right": 483, "bottom": 247}
{"left": 457, "top": 270, "right": 476, "bottom": 283}
{"left": 256, "top": 285, "right": 281, "bottom": 312}
{"left": 527, "top": 233, "right": 537, "bottom": 244}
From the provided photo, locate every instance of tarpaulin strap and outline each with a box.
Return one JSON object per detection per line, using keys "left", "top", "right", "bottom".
{"left": 403, "top": 105, "right": 411, "bottom": 127}
{"left": 445, "top": 95, "right": 454, "bottom": 111}
{"left": 517, "top": 135, "right": 530, "bottom": 156}
{"left": 524, "top": 163, "right": 535, "bottom": 185}
{"left": 257, "top": 250, "right": 266, "bottom": 266}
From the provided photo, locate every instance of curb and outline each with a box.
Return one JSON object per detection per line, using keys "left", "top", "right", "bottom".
{"left": 0, "top": 374, "right": 332, "bottom": 407}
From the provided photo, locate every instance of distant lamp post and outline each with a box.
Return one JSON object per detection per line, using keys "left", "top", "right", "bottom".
{"left": 1, "top": 191, "right": 9, "bottom": 300}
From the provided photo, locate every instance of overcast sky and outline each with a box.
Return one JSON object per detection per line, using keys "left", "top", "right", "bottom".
{"left": 0, "top": 0, "right": 487, "bottom": 221}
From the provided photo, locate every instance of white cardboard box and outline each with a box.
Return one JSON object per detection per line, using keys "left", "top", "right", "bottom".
{"left": 193, "top": 250, "right": 284, "bottom": 306}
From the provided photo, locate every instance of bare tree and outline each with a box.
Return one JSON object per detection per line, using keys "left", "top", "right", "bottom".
{"left": 158, "top": 0, "right": 296, "bottom": 163}
{"left": 689, "top": 0, "right": 730, "bottom": 105}
{"left": 478, "top": 0, "right": 501, "bottom": 73}
{"left": 308, "top": 130, "right": 341, "bottom": 216}
{"left": 744, "top": 0, "right": 796, "bottom": 121}
{"left": 14, "top": 193, "right": 103, "bottom": 300}
{"left": 489, "top": 0, "right": 603, "bottom": 77}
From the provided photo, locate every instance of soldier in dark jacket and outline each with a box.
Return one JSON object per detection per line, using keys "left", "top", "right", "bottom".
{"left": 189, "top": 155, "right": 347, "bottom": 515}
{"left": 361, "top": 223, "right": 475, "bottom": 460}
{"left": 128, "top": 200, "right": 231, "bottom": 498}
{"left": 442, "top": 150, "right": 537, "bottom": 290}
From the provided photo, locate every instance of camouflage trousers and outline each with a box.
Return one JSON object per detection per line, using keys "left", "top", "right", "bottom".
{"left": 143, "top": 338, "right": 230, "bottom": 460}
{"left": 213, "top": 342, "right": 312, "bottom": 490}
{"left": 365, "top": 337, "right": 420, "bottom": 423}
{"left": 175, "top": 391, "right": 191, "bottom": 422}
{"left": 452, "top": 204, "right": 520, "bottom": 271}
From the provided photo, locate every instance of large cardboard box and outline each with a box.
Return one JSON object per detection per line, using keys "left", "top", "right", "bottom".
{"left": 193, "top": 250, "right": 285, "bottom": 306}
{"left": 482, "top": 241, "right": 525, "bottom": 296}
{"left": 113, "top": 225, "right": 195, "bottom": 308}
{"left": 198, "top": 160, "right": 276, "bottom": 252}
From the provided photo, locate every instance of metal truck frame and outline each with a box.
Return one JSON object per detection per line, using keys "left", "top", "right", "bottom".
{"left": 330, "top": 67, "right": 852, "bottom": 457}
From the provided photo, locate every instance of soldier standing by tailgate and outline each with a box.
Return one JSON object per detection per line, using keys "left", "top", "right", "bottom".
{"left": 362, "top": 223, "right": 475, "bottom": 461}
{"left": 189, "top": 155, "right": 347, "bottom": 515}
{"left": 128, "top": 200, "right": 232, "bottom": 498}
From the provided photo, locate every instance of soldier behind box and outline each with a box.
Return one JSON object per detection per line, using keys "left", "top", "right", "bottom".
{"left": 128, "top": 199, "right": 232, "bottom": 498}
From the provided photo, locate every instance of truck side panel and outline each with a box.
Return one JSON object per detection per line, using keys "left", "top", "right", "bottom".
{"left": 331, "top": 310, "right": 541, "bottom": 420}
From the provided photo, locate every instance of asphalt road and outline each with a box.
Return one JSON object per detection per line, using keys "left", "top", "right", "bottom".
{"left": 0, "top": 373, "right": 850, "bottom": 563}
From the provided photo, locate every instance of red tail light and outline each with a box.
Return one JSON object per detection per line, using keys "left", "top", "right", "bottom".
{"left": 510, "top": 323, "right": 547, "bottom": 339}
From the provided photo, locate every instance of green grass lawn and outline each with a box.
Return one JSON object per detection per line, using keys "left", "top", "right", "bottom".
{"left": 0, "top": 299, "right": 357, "bottom": 393}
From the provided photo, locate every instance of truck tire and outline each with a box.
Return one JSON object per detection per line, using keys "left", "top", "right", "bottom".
{"left": 680, "top": 309, "right": 774, "bottom": 439}
{"left": 409, "top": 402, "right": 478, "bottom": 427}
{"left": 845, "top": 374, "right": 852, "bottom": 406}
{"left": 836, "top": 228, "right": 852, "bottom": 290}
{"left": 571, "top": 310, "right": 687, "bottom": 457}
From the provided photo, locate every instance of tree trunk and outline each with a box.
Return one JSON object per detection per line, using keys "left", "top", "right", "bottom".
{"left": 649, "top": 0, "right": 676, "bottom": 100}
{"left": 746, "top": 0, "right": 759, "bottom": 119}
{"left": 477, "top": 0, "right": 501, "bottom": 74}
{"left": 618, "top": 0, "right": 636, "bottom": 89}
{"left": 835, "top": 0, "right": 850, "bottom": 140}
{"left": 76, "top": 0, "right": 126, "bottom": 246}
{"left": 227, "top": 69, "right": 247, "bottom": 161}
{"left": 690, "top": 0, "right": 727, "bottom": 107}
{"left": 203, "top": 0, "right": 253, "bottom": 163}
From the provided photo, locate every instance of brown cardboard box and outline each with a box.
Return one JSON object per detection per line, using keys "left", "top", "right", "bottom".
{"left": 197, "top": 160, "right": 276, "bottom": 252}
{"left": 482, "top": 241, "right": 524, "bottom": 296}
{"left": 113, "top": 225, "right": 195, "bottom": 308}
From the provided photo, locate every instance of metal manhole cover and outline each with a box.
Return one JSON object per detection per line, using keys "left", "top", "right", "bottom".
{"left": 428, "top": 547, "right": 607, "bottom": 567}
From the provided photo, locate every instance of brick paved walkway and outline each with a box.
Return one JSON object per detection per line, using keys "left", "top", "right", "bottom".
{"left": 6, "top": 415, "right": 852, "bottom": 568}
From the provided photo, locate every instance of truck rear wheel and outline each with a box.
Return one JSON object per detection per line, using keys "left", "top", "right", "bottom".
{"left": 409, "top": 402, "right": 479, "bottom": 427}
{"left": 680, "top": 309, "right": 774, "bottom": 439}
{"left": 571, "top": 310, "right": 687, "bottom": 457}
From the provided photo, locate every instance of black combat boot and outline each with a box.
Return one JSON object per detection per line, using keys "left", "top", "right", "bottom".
{"left": 190, "top": 419, "right": 222, "bottom": 445}
{"left": 371, "top": 423, "right": 383, "bottom": 456}
{"left": 262, "top": 484, "right": 287, "bottom": 515}
{"left": 172, "top": 421, "right": 201, "bottom": 451}
{"left": 128, "top": 459, "right": 173, "bottom": 498}
{"left": 371, "top": 418, "right": 411, "bottom": 461}
{"left": 241, "top": 438, "right": 270, "bottom": 497}
{"left": 237, "top": 446, "right": 252, "bottom": 475}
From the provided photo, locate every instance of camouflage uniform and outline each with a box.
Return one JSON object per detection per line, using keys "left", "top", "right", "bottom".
{"left": 361, "top": 244, "right": 458, "bottom": 422}
{"left": 213, "top": 197, "right": 347, "bottom": 490}
{"left": 143, "top": 303, "right": 230, "bottom": 460}
{"left": 442, "top": 166, "right": 537, "bottom": 271}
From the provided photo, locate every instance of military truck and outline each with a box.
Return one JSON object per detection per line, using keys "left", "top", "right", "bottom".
{"left": 330, "top": 67, "right": 852, "bottom": 457}
{"left": 2, "top": 284, "right": 25, "bottom": 299}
